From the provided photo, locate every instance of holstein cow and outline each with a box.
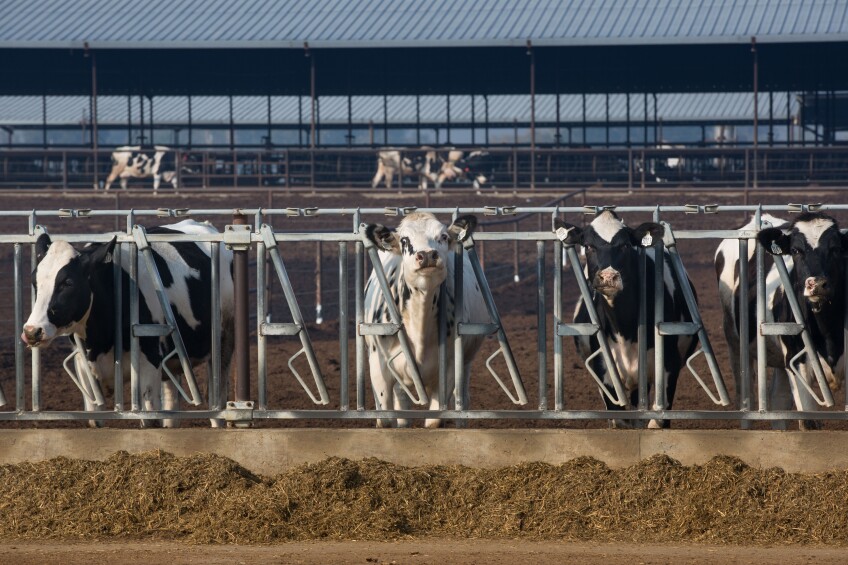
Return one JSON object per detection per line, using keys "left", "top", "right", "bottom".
{"left": 21, "top": 219, "right": 234, "bottom": 427}
{"left": 103, "top": 146, "right": 178, "bottom": 193}
{"left": 715, "top": 213, "right": 847, "bottom": 429}
{"left": 456, "top": 151, "right": 497, "bottom": 191}
{"left": 363, "top": 212, "right": 489, "bottom": 427}
{"left": 556, "top": 211, "right": 698, "bottom": 428}
{"left": 371, "top": 149, "right": 436, "bottom": 190}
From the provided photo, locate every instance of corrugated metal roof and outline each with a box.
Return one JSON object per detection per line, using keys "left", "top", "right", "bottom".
{"left": 0, "top": 0, "right": 845, "bottom": 49}
{"left": 0, "top": 93, "right": 797, "bottom": 126}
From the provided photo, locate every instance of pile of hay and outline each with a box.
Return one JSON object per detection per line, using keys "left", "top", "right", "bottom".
{"left": 0, "top": 451, "right": 846, "bottom": 545}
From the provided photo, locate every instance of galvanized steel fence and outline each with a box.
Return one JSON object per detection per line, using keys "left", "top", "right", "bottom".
{"left": 0, "top": 203, "right": 846, "bottom": 425}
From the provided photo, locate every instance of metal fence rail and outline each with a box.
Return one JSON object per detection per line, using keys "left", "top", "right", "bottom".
{"left": 4, "top": 147, "right": 848, "bottom": 191}
{"left": 0, "top": 204, "right": 846, "bottom": 425}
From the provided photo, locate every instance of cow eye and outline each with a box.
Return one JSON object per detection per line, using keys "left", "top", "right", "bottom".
{"left": 439, "top": 233, "right": 449, "bottom": 243}
{"left": 62, "top": 278, "right": 74, "bottom": 288}
{"left": 400, "top": 237, "right": 410, "bottom": 248}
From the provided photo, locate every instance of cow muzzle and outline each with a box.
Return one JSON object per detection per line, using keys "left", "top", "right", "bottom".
{"left": 804, "top": 276, "right": 832, "bottom": 312}
{"left": 593, "top": 268, "right": 623, "bottom": 297}
{"left": 21, "top": 325, "right": 47, "bottom": 347}
{"left": 415, "top": 250, "right": 441, "bottom": 270}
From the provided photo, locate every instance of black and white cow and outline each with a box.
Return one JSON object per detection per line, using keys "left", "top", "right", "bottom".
{"left": 371, "top": 149, "right": 465, "bottom": 190}
{"left": 363, "top": 212, "right": 489, "bottom": 427}
{"left": 456, "top": 151, "right": 497, "bottom": 191}
{"left": 715, "top": 212, "right": 847, "bottom": 429}
{"left": 556, "top": 211, "right": 698, "bottom": 428}
{"left": 103, "top": 146, "right": 177, "bottom": 193}
{"left": 21, "top": 219, "right": 234, "bottom": 427}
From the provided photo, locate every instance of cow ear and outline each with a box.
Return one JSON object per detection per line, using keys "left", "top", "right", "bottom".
{"left": 758, "top": 227, "right": 790, "bottom": 255}
{"left": 447, "top": 215, "right": 478, "bottom": 244}
{"left": 35, "top": 233, "right": 51, "bottom": 263}
{"left": 630, "top": 222, "right": 664, "bottom": 247}
{"left": 553, "top": 218, "right": 582, "bottom": 245}
{"left": 365, "top": 224, "right": 400, "bottom": 254}
{"left": 83, "top": 236, "right": 117, "bottom": 266}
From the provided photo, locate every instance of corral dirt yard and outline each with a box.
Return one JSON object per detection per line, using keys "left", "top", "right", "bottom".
{"left": 2, "top": 540, "right": 847, "bottom": 565}
{"left": 1, "top": 188, "right": 848, "bottom": 561}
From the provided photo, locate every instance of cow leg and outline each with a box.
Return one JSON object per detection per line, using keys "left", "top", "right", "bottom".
{"left": 393, "top": 382, "right": 411, "bottom": 428}
{"left": 211, "top": 313, "right": 235, "bottom": 428}
{"left": 153, "top": 174, "right": 161, "bottom": 194}
{"left": 768, "top": 368, "right": 793, "bottom": 430}
{"left": 161, "top": 379, "right": 180, "bottom": 428}
{"left": 120, "top": 176, "right": 129, "bottom": 190}
{"left": 139, "top": 356, "right": 163, "bottom": 428}
{"left": 384, "top": 169, "right": 394, "bottom": 190}
{"left": 369, "top": 344, "right": 395, "bottom": 428}
{"left": 103, "top": 169, "right": 120, "bottom": 191}
{"left": 371, "top": 164, "right": 385, "bottom": 189}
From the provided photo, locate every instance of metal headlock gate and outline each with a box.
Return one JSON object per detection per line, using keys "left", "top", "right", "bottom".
{"left": 0, "top": 204, "right": 846, "bottom": 425}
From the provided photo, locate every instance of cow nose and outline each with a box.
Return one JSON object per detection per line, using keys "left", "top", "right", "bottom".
{"left": 22, "top": 325, "right": 43, "bottom": 344}
{"left": 806, "top": 277, "right": 829, "bottom": 292}
{"left": 597, "top": 269, "right": 621, "bottom": 286}
{"left": 415, "top": 250, "right": 439, "bottom": 267}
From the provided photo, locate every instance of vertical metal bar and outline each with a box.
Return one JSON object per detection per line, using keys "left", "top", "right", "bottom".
{"left": 605, "top": 93, "right": 610, "bottom": 147}
{"left": 315, "top": 243, "right": 323, "bottom": 323}
{"left": 210, "top": 239, "right": 222, "bottom": 410}
{"left": 416, "top": 94, "right": 421, "bottom": 146}
{"left": 257, "top": 230, "right": 267, "bottom": 410}
{"left": 513, "top": 222, "right": 519, "bottom": 282}
{"left": 844, "top": 253, "right": 848, "bottom": 411}
{"left": 29, "top": 213, "right": 40, "bottom": 411}
{"left": 453, "top": 234, "right": 465, "bottom": 411}
{"left": 187, "top": 95, "right": 193, "bottom": 148}
{"left": 339, "top": 242, "right": 349, "bottom": 411}
{"left": 129, "top": 212, "right": 140, "bottom": 411}
{"left": 625, "top": 93, "right": 631, "bottom": 147}
{"left": 471, "top": 94, "right": 476, "bottom": 145}
{"left": 528, "top": 41, "right": 536, "bottom": 190}
{"left": 653, "top": 209, "right": 666, "bottom": 414}
{"left": 755, "top": 208, "right": 768, "bottom": 411}
{"left": 89, "top": 47, "right": 99, "bottom": 189}
{"left": 446, "top": 94, "right": 451, "bottom": 144}
{"left": 127, "top": 94, "right": 132, "bottom": 145}
{"left": 768, "top": 91, "right": 774, "bottom": 146}
{"left": 637, "top": 246, "right": 648, "bottom": 410}
{"left": 233, "top": 213, "right": 251, "bottom": 404}
{"left": 752, "top": 37, "right": 759, "bottom": 189}
{"left": 553, "top": 238, "right": 564, "bottom": 410}
{"left": 484, "top": 94, "right": 490, "bottom": 145}
{"left": 355, "top": 213, "right": 366, "bottom": 411}
{"left": 308, "top": 47, "right": 316, "bottom": 149}
{"left": 42, "top": 94, "right": 47, "bottom": 148}
{"left": 13, "top": 243, "right": 22, "bottom": 409}
{"left": 536, "top": 240, "right": 546, "bottom": 410}
{"left": 112, "top": 243, "right": 123, "bottom": 411}
{"left": 438, "top": 281, "right": 448, "bottom": 410}
{"left": 581, "top": 93, "right": 587, "bottom": 144}
{"left": 383, "top": 94, "right": 388, "bottom": 146}
{"left": 738, "top": 237, "right": 751, "bottom": 428}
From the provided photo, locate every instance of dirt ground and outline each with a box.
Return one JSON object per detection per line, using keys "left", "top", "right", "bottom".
{"left": 2, "top": 540, "right": 847, "bottom": 565}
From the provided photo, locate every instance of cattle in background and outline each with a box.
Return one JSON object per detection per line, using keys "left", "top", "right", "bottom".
{"left": 556, "top": 211, "right": 698, "bottom": 428}
{"left": 715, "top": 213, "right": 847, "bottom": 429}
{"left": 457, "top": 151, "right": 497, "bottom": 191}
{"left": 21, "top": 219, "right": 234, "bottom": 427}
{"left": 103, "top": 146, "right": 178, "bottom": 193}
{"left": 363, "top": 213, "right": 489, "bottom": 427}
{"left": 371, "top": 148, "right": 466, "bottom": 190}
{"left": 371, "top": 149, "right": 435, "bottom": 190}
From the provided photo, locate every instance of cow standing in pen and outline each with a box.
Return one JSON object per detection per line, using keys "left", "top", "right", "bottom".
{"left": 103, "top": 146, "right": 178, "bottom": 193}
{"left": 363, "top": 212, "right": 489, "bottom": 428}
{"left": 556, "top": 210, "right": 698, "bottom": 428}
{"left": 715, "top": 212, "right": 847, "bottom": 429}
{"left": 21, "top": 219, "right": 234, "bottom": 427}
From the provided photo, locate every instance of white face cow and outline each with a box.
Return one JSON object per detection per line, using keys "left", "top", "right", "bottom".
{"left": 364, "top": 212, "right": 488, "bottom": 428}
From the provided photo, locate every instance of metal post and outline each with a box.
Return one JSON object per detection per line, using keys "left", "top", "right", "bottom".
{"left": 339, "top": 242, "right": 349, "bottom": 411}
{"left": 12, "top": 244, "right": 22, "bottom": 409}
{"left": 653, "top": 208, "right": 666, "bottom": 415}
{"left": 210, "top": 238, "right": 222, "bottom": 410}
{"left": 187, "top": 95, "right": 193, "bottom": 149}
{"left": 112, "top": 244, "right": 123, "bottom": 411}
{"left": 553, "top": 236, "right": 564, "bottom": 410}
{"left": 752, "top": 37, "right": 759, "bottom": 189}
{"left": 307, "top": 43, "right": 316, "bottom": 149}
{"left": 257, "top": 222, "right": 267, "bottom": 411}
{"left": 315, "top": 243, "right": 323, "bottom": 324}
{"left": 738, "top": 237, "right": 751, "bottom": 428}
{"left": 233, "top": 213, "right": 251, "bottom": 405}
{"left": 354, "top": 212, "right": 366, "bottom": 410}
{"left": 536, "top": 240, "right": 546, "bottom": 410}
{"left": 528, "top": 40, "right": 536, "bottom": 190}
{"left": 87, "top": 45, "right": 99, "bottom": 189}
{"left": 29, "top": 213, "right": 41, "bottom": 411}
{"left": 755, "top": 208, "right": 768, "bottom": 411}
{"left": 637, "top": 246, "right": 648, "bottom": 410}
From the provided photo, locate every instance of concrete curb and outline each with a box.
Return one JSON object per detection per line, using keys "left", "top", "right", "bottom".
{"left": 0, "top": 429, "right": 845, "bottom": 475}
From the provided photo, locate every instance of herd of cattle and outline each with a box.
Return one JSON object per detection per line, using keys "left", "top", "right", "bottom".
{"left": 97, "top": 146, "right": 498, "bottom": 192}
{"left": 17, "top": 205, "right": 848, "bottom": 430}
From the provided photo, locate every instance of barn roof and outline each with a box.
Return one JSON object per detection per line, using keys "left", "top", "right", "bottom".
{"left": 1, "top": 0, "right": 846, "bottom": 49}
{"left": 0, "top": 92, "right": 796, "bottom": 127}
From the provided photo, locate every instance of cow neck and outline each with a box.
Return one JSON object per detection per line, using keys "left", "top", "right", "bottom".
{"left": 396, "top": 274, "right": 440, "bottom": 362}
{"left": 804, "top": 291, "right": 845, "bottom": 368}
{"left": 81, "top": 262, "right": 116, "bottom": 358}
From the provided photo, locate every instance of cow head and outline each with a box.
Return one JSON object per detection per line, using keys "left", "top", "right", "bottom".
{"left": 759, "top": 212, "right": 848, "bottom": 313}
{"left": 555, "top": 211, "right": 664, "bottom": 302}
{"left": 21, "top": 234, "right": 116, "bottom": 348}
{"left": 461, "top": 151, "right": 492, "bottom": 188}
{"left": 365, "top": 213, "right": 477, "bottom": 292}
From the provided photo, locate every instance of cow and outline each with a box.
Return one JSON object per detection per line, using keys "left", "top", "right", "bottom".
{"left": 371, "top": 149, "right": 434, "bottom": 190}
{"left": 715, "top": 212, "right": 847, "bottom": 429}
{"left": 103, "top": 146, "right": 178, "bottom": 193}
{"left": 21, "top": 219, "right": 234, "bottom": 428}
{"left": 456, "top": 151, "right": 497, "bottom": 191}
{"left": 363, "top": 212, "right": 489, "bottom": 428}
{"left": 371, "top": 148, "right": 465, "bottom": 190}
{"left": 556, "top": 210, "right": 698, "bottom": 428}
